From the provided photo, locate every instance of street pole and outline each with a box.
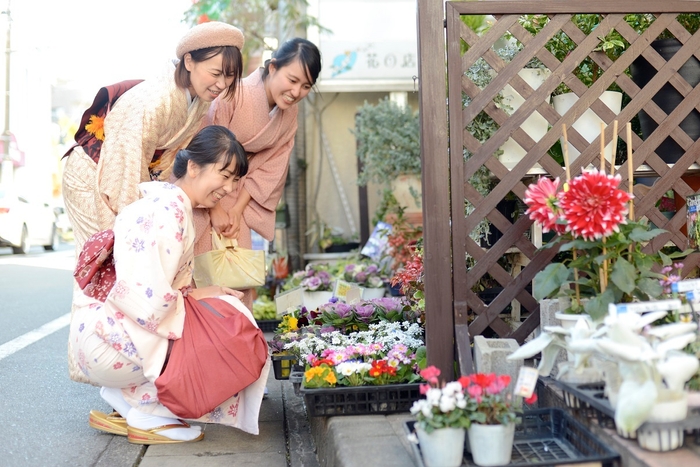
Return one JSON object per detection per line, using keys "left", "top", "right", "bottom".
{"left": 0, "top": 0, "right": 11, "bottom": 188}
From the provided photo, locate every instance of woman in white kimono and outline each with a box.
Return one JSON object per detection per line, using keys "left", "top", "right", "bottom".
{"left": 63, "top": 21, "right": 245, "bottom": 383}
{"left": 70, "top": 125, "right": 270, "bottom": 444}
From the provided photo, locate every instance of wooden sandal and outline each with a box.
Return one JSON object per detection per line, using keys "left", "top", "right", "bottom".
{"left": 88, "top": 410, "right": 128, "bottom": 436}
{"left": 127, "top": 424, "right": 204, "bottom": 445}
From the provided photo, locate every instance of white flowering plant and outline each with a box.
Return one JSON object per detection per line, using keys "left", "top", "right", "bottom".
{"left": 410, "top": 366, "right": 473, "bottom": 433}
{"left": 283, "top": 321, "right": 426, "bottom": 388}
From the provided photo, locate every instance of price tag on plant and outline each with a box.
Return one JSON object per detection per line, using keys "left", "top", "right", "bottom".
{"left": 274, "top": 287, "right": 304, "bottom": 318}
{"left": 513, "top": 366, "right": 538, "bottom": 398}
{"left": 334, "top": 279, "right": 354, "bottom": 302}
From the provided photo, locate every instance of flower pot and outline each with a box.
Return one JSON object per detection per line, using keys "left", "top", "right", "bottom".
{"left": 636, "top": 389, "right": 688, "bottom": 452}
{"left": 360, "top": 286, "right": 386, "bottom": 300}
{"left": 552, "top": 91, "right": 622, "bottom": 165}
{"left": 557, "top": 364, "right": 603, "bottom": 409}
{"left": 302, "top": 290, "right": 334, "bottom": 311}
{"left": 630, "top": 38, "right": 700, "bottom": 164}
{"left": 390, "top": 174, "right": 422, "bottom": 214}
{"left": 499, "top": 68, "right": 552, "bottom": 170}
{"left": 467, "top": 422, "right": 515, "bottom": 466}
{"left": 415, "top": 426, "right": 465, "bottom": 467}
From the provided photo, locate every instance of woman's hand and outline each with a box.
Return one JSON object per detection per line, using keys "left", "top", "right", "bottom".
{"left": 210, "top": 203, "right": 232, "bottom": 236}
{"left": 189, "top": 286, "right": 244, "bottom": 300}
{"left": 220, "top": 208, "right": 242, "bottom": 239}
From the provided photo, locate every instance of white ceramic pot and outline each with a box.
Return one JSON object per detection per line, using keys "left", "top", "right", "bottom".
{"left": 552, "top": 91, "right": 623, "bottom": 166}
{"left": 636, "top": 390, "right": 688, "bottom": 452}
{"left": 467, "top": 422, "right": 515, "bottom": 466}
{"left": 360, "top": 287, "right": 386, "bottom": 300}
{"left": 415, "top": 426, "right": 466, "bottom": 467}
{"left": 499, "top": 68, "right": 552, "bottom": 170}
{"left": 302, "top": 290, "right": 334, "bottom": 311}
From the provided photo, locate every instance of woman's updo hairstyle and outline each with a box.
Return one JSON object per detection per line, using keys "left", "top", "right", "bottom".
{"left": 172, "top": 125, "right": 248, "bottom": 179}
{"left": 262, "top": 38, "right": 322, "bottom": 86}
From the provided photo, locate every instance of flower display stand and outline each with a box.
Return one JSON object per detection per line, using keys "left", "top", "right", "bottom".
{"left": 271, "top": 354, "right": 300, "bottom": 380}
{"left": 406, "top": 408, "right": 619, "bottom": 466}
{"left": 300, "top": 383, "right": 420, "bottom": 417}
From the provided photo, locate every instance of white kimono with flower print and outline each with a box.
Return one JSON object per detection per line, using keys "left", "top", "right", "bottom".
{"left": 71, "top": 182, "right": 269, "bottom": 433}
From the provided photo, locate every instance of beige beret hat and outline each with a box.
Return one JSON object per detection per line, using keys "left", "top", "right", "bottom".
{"left": 176, "top": 21, "right": 244, "bottom": 59}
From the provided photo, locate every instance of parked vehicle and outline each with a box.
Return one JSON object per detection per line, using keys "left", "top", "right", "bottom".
{"left": 52, "top": 202, "right": 74, "bottom": 242}
{"left": 0, "top": 188, "right": 59, "bottom": 254}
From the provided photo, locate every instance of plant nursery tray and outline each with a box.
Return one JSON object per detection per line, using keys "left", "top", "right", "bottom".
{"left": 271, "top": 354, "right": 300, "bottom": 380}
{"left": 405, "top": 408, "right": 620, "bottom": 467}
{"left": 255, "top": 319, "right": 281, "bottom": 332}
{"left": 549, "top": 378, "right": 700, "bottom": 432}
{"left": 300, "top": 383, "right": 420, "bottom": 417}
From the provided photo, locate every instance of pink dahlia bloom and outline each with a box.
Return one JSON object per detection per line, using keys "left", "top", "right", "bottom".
{"left": 524, "top": 177, "right": 564, "bottom": 233}
{"left": 559, "top": 169, "right": 632, "bottom": 241}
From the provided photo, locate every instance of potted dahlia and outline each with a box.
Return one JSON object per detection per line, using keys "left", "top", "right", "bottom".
{"left": 524, "top": 169, "right": 687, "bottom": 322}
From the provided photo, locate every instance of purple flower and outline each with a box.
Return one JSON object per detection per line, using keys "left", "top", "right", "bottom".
{"left": 344, "top": 264, "right": 356, "bottom": 273}
{"left": 366, "top": 265, "right": 378, "bottom": 274}
{"left": 355, "top": 272, "right": 368, "bottom": 283}
{"left": 320, "top": 325, "right": 337, "bottom": 333}
{"left": 355, "top": 305, "right": 375, "bottom": 319}
{"left": 335, "top": 303, "right": 353, "bottom": 318}
{"left": 302, "top": 276, "right": 322, "bottom": 290}
{"left": 329, "top": 296, "right": 339, "bottom": 303}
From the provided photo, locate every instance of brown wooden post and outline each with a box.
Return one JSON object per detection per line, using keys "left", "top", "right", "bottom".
{"left": 417, "top": 0, "right": 462, "bottom": 379}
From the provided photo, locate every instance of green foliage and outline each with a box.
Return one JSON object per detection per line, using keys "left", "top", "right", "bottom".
{"left": 534, "top": 220, "right": 690, "bottom": 321}
{"left": 353, "top": 98, "right": 421, "bottom": 186}
{"left": 183, "top": 0, "right": 330, "bottom": 68}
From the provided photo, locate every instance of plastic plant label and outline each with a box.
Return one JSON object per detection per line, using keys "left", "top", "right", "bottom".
{"left": 612, "top": 299, "right": 682, "bottom": 315}
{"left": 672, "top": 279, "right": 700, "bottom": 293}
{"left": 274, "top": 287, "right": 304, "bottom": 318}
{"left": 514, "top": 366, "right": 538, "bottom": 398}
{"left": 346, "top": 286, "right": 362, "bottom": 304}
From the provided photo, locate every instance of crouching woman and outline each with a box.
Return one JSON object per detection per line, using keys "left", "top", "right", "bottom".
{"left": 69, "top": 125, "right": 270, "bottom": 444}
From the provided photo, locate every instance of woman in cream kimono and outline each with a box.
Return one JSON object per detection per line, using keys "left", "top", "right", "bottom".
{"left": 183, "top": 38, "right": 322, "bottom": 309}
{"left": 71, "top": 126, "right": 270, "bottom": 444}
{"left": 63, "top": 21, "right": 244, "bottom": 383}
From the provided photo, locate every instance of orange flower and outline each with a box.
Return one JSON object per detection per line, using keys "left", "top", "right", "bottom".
{"left": 197, "top": 14, "right": 210, "bottom": 24}
{"left": 85, "top": 115, "right": 105, "bottom": 141}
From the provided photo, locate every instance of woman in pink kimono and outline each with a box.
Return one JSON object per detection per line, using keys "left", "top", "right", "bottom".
{"left": 71, "top": 126, "right": 270, "bottom": 444}
{"left": 62, "top": 21, "right": 244, "bottom": 383}
{"left": 187, "top": 38, "right": 322, "bottom": 309}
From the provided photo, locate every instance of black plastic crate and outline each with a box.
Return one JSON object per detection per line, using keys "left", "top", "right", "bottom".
{"left": 271, "top": 354, "right": 298, "bottom": 380}
{"left": 301, "top": 383, "right": 420, "bottom": 417}
{"left": 406, "top": 408, "right": 620, "bottom": 467}
{"left": 256, "top": 319, "right": 281, "bottom": 332}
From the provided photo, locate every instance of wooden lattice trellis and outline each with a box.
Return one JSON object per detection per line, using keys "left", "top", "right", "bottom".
{"left": 419, "top": 1, "right": 700, "bottom": 377}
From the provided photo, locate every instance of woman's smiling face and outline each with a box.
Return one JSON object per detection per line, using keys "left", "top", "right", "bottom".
{"left": 264, "top": 58, "right": 313, "bottom": 110}
{"left": 185, "top": 52, "right": 235, "bottom": 102}
{"left": 189, "top": 155, "right": 240, "bottom": 208}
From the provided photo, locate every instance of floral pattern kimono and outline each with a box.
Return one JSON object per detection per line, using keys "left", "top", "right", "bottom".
{"left": 69, "top": 182, "right": 269, "bottom": 434}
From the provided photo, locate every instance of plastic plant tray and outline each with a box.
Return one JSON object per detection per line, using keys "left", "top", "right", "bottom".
{"left": 549, "top": 378, "right": 700, "bottom": 432}
{"left": 271, "top": 354, "right": 299, "bottom": 380}
{"left": 406, "top": 408, "right": 621, "bottom": 467}
{"left": 255, "top": 319, "right": 281, "bottom": 332}
{"left": 300, "top": 383, "right": 420, "bottom": 417}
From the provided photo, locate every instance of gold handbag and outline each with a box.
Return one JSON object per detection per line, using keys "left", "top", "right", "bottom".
{"left": 193, "top": 232, "right": 266, "bottom": 290}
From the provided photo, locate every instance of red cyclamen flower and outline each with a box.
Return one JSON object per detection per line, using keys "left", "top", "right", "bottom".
{"left": 524, "top": 177, "right": 565, "bottom": 234}
{"left": 559, "top": 169, "right": 632, "bottom": 241}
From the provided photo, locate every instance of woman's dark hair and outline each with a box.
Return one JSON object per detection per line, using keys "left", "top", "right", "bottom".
{"left": 262, "top": 38, "right": 322, "bottom": 85}
{"left": 172, "top": 125, "right": 248, "bottom": 179}
{"left": 175, "top": 46, "right": 243, "bottom": 101}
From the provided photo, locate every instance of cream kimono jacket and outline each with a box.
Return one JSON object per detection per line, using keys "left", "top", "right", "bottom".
{"left": 192, "top": 68, "right": 298, "bottom": 254}
{"left": 63, "top": 62, "right": 211, "bottom": 383}
{"left": 70, "top": 182, "right": 268, "bottom": 434}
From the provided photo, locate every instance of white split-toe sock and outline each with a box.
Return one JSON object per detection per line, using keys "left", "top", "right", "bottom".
{"left": 126, "top": 408, "right": 202, "bottom": 441}
{"left": 100, "top": 387, "right": 133, "bottom": 418}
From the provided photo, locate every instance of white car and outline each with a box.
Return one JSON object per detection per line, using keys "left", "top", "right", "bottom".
{"left": 0, "top": 188, "right": 59, "bottom": 254}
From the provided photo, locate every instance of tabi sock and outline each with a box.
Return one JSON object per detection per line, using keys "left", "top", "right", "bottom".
{"left": 126, "top": 408, "right": 202, "bottom": 441}
{"left": 100, "top": 387, "right": 133, "bottom": 418}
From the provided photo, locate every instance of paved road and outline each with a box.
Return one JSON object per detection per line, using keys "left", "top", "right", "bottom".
{"left": 0, "top": 244, "right": 143, "bottom": 466}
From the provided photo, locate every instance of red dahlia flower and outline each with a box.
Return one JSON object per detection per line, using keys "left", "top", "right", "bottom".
{"left": 559, "top": 169, "right": 632, "bottom": 241}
